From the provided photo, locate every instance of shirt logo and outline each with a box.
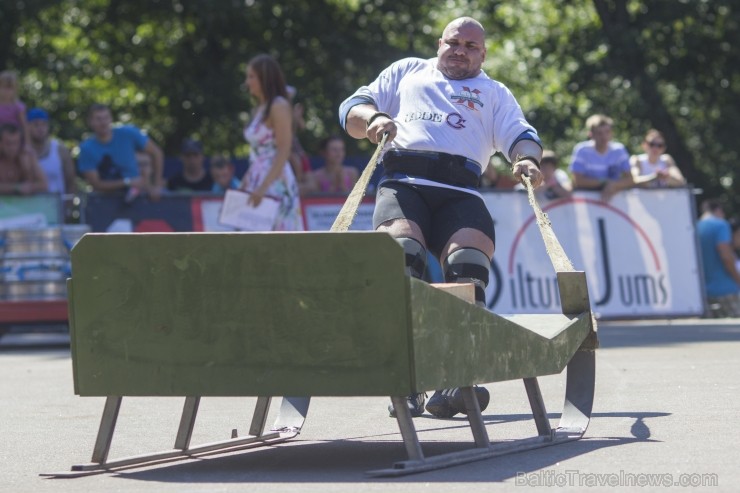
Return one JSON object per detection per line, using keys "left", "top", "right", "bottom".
{"left": 446, "top": 113, "right": 466, "bottom": 129}
{"left": 451, "top": 87, "right": 483, "bottom": 110}
{"left": 404, "top": 111, "right": 444, "bottom": 123}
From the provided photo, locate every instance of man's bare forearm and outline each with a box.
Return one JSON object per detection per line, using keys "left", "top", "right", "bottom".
{"left": 345, "top": 104, "right": 379, "bottom": 140}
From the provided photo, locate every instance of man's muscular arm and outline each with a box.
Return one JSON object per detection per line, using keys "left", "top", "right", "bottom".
{"left": 345, "top": 104, "right": 397, "bottom": 144}
{"left": 509, "top": 139, "right": 544, "bottom": 188}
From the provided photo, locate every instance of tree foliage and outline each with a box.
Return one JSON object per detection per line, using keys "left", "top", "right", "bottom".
{"left": 1, "top": 0, "right": 737, "bottom": 214}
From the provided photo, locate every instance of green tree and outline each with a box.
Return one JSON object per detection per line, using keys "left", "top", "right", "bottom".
{"left": 472, "top": 0, "right": 738, "bottom": 213}
{"left": 2, "top": 0, "right": 737, "bottom": 214}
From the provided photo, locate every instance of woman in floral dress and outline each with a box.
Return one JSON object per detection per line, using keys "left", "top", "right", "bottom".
{"left": 242, "top": 54, "right": 304, "bottom": 231}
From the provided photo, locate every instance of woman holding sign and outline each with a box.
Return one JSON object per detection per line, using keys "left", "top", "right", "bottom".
{"left": 241, "top": 54, "right": 304, "bottom": 231}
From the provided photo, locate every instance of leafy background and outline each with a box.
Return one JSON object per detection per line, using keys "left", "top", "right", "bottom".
{"left": 2, "top": 0, "right": 737, "bottom": 214}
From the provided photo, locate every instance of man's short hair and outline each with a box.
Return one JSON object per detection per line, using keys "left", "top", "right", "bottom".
{"left": 701, "top": 199, "right": 723, "bottom": 214}
{"left": 87, "top": 103, "right": 110, "bottom": 119}
{"left": 0, "top": 123, "right": 20, "bottom": 139}
{"left": 585, "top": 114, "right": 613, "bottom": 132}
{"left": 540, "top": 149, "right": 558, "bottom": 166}
{"left": 209, "top": 155, "right": 232, "bottom": 169}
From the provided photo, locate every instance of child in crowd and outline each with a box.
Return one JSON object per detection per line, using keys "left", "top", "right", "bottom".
{"left": 0, "top": 70, "right": 30, "bottom": 146}
{"left": 210, "top": 155, "right": 240, "bottom": 193}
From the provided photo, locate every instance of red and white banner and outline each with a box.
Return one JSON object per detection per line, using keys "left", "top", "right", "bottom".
{"left": 295, "top": 189, "right": 705, "bottom": 318}
{"left": 482, "top": 188, "right": 704, "bottom": 318}
{"left": 92, "top": 188, "right": 705, "bottom": 319}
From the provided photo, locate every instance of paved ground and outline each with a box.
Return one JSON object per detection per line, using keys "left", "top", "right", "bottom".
{"left": 1, "top": 318, "right": 738, "bottom": 492}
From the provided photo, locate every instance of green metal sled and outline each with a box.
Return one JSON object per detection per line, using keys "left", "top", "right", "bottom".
{"left": 47, "top": 231, "right": 597, "bottom": 477}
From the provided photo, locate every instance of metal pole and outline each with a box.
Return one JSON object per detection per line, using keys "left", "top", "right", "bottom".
{"left": 523, "top": 378, "right": 552, "bottom": 437}
{"left": 90, "top": 396, "right": 122, "bottom": 464}
{"left": 174, "top": 396, "right": 200, "bottom": 450}
{"left": 390, "top": 396, "right": 424, "bottom": 461}
{"left": 249, "top": 396, "right": 272, "bottom": 437}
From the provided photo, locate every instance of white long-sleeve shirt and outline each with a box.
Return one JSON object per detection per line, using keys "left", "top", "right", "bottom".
{"left": 341, "top": 57, "right": 538, "bottom": 171}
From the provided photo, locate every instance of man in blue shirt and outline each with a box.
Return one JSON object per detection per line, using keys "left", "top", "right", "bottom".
{"left": 77, "top": 104, "right": 164, "bottom": 199}
{"left": 569, "top": 114, "right": 634, "bottom": 201}
{"left": 697, "top": 199, "right": 740, "bottom": 317}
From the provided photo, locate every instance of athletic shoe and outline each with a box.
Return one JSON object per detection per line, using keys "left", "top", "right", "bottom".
{"left": 388, "top": 392, "right": 427, "bottom": 418}
{"left": 425, "top": 386, "right": 490, "bottom": 418}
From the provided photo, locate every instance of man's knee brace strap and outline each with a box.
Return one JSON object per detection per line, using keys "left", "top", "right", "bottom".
{"left": 396, "top": 237, "right": 427, "bottom": 279}
{"left": 443, "top": 248, "right": 491, "bottom": 305}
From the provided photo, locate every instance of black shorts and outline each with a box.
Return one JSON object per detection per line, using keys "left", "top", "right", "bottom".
{"left": 373, "top": 180, "right": 495, "bottom": 256}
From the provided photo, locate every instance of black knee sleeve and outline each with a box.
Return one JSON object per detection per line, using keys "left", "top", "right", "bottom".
{"left": 443, "top": 248, "right": 491, "bottom": 306}
{"left": 396, "top": 237, "right": 427, "bottom": 279}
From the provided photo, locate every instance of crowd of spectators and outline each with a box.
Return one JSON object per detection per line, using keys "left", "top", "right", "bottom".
{"left": 0, "top": 69, "right": 363, "bottom": 203}
{"left": 0, "top": 80, "right": 694, "bottom": 206}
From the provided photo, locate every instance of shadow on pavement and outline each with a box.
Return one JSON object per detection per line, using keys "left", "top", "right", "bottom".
{"left": 103, "top": 436, "right": 639, "bottom": 483}
{"left": 344, "top": 411, "right": 670, "bottom": 440}
{"left": 60, "top": 411, "right": 668, "bottom": 484}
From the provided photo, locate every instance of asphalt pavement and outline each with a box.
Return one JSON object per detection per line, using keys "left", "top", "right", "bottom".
{"left": 1, "top": 318, "right": 738, "bottom": 492}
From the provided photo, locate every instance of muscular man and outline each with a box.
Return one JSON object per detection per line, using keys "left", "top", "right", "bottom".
{"left": 339, "top": 17, "right": 543, "bottom": 419}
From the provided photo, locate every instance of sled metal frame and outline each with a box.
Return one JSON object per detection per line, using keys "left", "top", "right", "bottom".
{"left": 368, "top": 270, "right": 596, "bottom": 476}
{"left": 44, "top": 396, "right": 307, "bottom": 478}
{"left": 371, "top": 349, "right": 594, "bottom": 476}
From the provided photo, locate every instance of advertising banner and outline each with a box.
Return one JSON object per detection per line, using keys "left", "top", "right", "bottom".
{"left": 301, "top": 196, "right": 375, "bottom": 231}
{"left": 0, "top": 194, "right": 62, "bottom": 229}
{"left": 483, "top": 188, "right": 704, "bottom": 318}
{"left": 82, "top": 188, "right": 705, "bottom": 319}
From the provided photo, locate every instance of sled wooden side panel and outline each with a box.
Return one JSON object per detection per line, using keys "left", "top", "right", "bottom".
{"left": 69, "top": 232, "right": 414, "bottom": 397}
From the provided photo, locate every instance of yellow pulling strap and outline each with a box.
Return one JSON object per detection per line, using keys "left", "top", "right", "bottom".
{"left": 521, "top": 174, "right": 575, "bottom": 273}
{"left": 331, "top": 133, "right": 388, "bottom": 232}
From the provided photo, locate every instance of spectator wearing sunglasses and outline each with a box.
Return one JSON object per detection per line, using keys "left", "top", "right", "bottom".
{"left": 630, "top": 129, "right": 686, "bottom": 188}
{"left": 569, "top": 114, "right": 634, "bottom": 202}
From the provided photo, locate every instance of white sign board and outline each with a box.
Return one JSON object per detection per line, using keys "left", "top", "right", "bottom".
{"left": 218, "top": 190, "right": 280, "bottom": 231}
{"left": 483, "top": 188, "right": 704, "bottom": 318}
{"left": 301, "top": 197, "right": 375, "bottom": 231}
{"left": 192, "top": 188, "right": 705, "bottom": 319}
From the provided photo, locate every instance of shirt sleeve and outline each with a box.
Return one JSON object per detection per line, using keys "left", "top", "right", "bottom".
{"left": 716, "top": 221, "right": 732, "bottom": 245}
{"left": 569, "top": 144, "right": 587, "bottom": 174}
{"left": 338, "top": 58, "right": 422, "bottom": 128}
{"left": 124, "top": 125, "right": 149, "bottom": 150}
{"left": 617, "top": 147, "right": 631, "bottom": 174}
{"left": 489, "top": 83, "right": 538, "bottom": 158}
{"left": 365, "top": 60, "right": 411, "bottom": 116}
{"left": 76, "top": 141, "right": 97, "bottom": 172}
{"left": 555, "top": 168, "right": 572, "bottom": 187}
